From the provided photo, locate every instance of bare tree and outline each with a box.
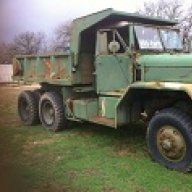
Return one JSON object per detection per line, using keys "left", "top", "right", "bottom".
{"left": 0, "top": 43, "right": 7, "bottom": 63}
{"left": 181, "top": 5, "right": 192, "bottom": 51}
{"left": 137, "top": 0, "right": 192, "bottom": 51}
{"left": 137, "top": 0, "right": 183, "bottom": 20}
{"left": 0, "top": 32, "right": 47, "bottom": 63}
{"left": 52, "top": 21, "right": 72, "bottom": 53}
{"left": 11, "top": 31, "right": 46, "bottom": 55}
{"left": 0, "top": 43, "right": 13, "bottom": 64}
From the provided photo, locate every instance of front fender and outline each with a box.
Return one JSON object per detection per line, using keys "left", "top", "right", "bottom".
{"left": 115, "top": 82, "right": 192, "bottom": 127}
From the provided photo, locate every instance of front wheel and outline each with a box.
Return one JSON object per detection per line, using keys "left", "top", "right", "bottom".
{"left": 147, "top": 108, "right": 192, "bottom": 171}
{"left": 39, "top": 92, "right": 67, "bottom": 132}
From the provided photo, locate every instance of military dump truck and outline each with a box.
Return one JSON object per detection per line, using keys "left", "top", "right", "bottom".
{"left": 13, "top": 8, "right": 192, "bottom": 171}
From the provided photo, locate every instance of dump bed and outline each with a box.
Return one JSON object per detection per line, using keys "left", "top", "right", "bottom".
{"left": 13, "top": 53, "right": 94, "bottom": 86}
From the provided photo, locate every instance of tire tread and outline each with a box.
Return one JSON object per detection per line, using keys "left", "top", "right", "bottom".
{"left": 147, "top": 107, "right": 192, "bottom": 171}
{"left": 39, "top": 92, "right": 66, "bottom": 131}
{"left": 18, "top": 90, "right": 39, "bottom": 125}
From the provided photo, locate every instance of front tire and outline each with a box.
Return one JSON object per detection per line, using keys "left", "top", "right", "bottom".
{"left": 147, "top": 108, "right": 192, "bottom": 171}
{"left": 39, "top": 92, "right": 67, "bottom": 132}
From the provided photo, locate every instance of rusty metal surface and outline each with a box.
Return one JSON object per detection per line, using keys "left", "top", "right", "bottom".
{"left": 73, "top": 53, "right": 94, "bottom": 84}
{"left": 43, "top": 58, "right": 52, "bottom": 79}
{"left": 13, "top": 59, "right": 22, "bottom": 76}
{"left": 13, "top": 54, "right": 72, "bottom": 85}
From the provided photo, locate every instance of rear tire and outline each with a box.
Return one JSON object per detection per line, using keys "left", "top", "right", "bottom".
{"left": 147, "top": 108, "right": 192, "bottom": 171}
{"left": 33, "top": 89, "right": 43, "bottom": 100}
{"left": 39, "top": 92, "right": 67, "bottom": 132}
{"left": 18, "top": 90, "right": 39, "bottom": 125}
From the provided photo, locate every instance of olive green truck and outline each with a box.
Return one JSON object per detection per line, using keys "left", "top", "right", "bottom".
{"left": 13, "top": 9, "right": 192, "bottom": 171}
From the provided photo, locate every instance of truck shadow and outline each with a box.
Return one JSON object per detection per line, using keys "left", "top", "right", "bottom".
{"left": 68, "top": 121, "right": 146, "bottom": 140}
{"left": 64, "top": 121, "right": 148, "bottom": 156}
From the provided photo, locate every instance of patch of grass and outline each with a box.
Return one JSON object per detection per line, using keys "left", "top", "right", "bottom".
{"left": 0, "top": 86, "right": 192, "bottom": 192}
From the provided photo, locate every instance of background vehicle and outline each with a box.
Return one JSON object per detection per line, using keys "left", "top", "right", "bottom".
{"left": 13, "top": 8, "right": 192, "bottom": 171}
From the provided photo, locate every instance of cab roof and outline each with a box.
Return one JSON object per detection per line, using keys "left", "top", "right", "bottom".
{"left": 75, "top": 8, "right": 177, "bottom": 26}
{"left": 71, "top": 8, "right": 178, "bottom": 53}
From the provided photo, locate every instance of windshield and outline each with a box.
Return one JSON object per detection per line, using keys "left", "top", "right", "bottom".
{"left": 134, "top": 26, "right": 163, "bottom": 50}
{"left": 160, "top": 29, "right": 183, "bottom": 50}
{"left": 134, "top": 26, "right": 183, "bottom": 51}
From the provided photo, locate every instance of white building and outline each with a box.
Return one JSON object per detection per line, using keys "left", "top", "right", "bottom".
{"left": 0, "top": 64, "right": 13, "bottom": 83}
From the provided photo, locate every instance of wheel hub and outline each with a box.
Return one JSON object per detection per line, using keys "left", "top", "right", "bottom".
{"left": 157, "top": 126, "right": 186, "bottom": 161}
{"left": 161, "top": 139, "right": 172, "bottom": 150}
{"left": 42, "top": 101, "right": 55, "bottom": 126}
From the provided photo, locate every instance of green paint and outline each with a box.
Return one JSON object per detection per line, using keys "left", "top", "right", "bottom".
{"left": 99, "top": 96, "right": 119, "bottom": 119}
{"left": 139, "top": 54, "right": 192, "bottom": 82}
{"left": 73, "top": 99, "right": 98, "bottom": 120}
{"left": 96, "top": 55, "right": 132, "bottom": 93}
{"left": 12, "top": 9, "right": 192, "bottom": 128}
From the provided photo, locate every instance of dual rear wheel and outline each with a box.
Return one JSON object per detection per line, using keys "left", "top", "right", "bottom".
{"left": 18, "top": 90, "right": 67, "bottom": 131}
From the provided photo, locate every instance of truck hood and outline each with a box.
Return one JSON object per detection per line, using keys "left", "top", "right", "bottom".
{"left": 138, "top": 53, "right": 192, "bottom": 83}
{"left": 139, "top": 53, "right": 192, "bottom": 67}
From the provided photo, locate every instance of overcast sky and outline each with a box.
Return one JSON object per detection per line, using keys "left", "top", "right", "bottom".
{"left": 0, "top": 0, "right": 191, "bottom": 43}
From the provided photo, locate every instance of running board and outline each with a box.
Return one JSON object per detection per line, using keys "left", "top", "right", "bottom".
{"left": 89, "top": 116, "right": 115, "bottom": 128}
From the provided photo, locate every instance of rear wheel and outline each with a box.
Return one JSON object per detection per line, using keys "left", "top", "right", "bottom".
{"left": 34, "top": 89, "right": 43, "bottom": 100}
{"left": 39, "top": 92, "right": 67, "bottom": 131}
{"left": 18, "top": 90, "right": 39, "bottom": 125}
{"left": 147, "top": 108, "right": 192, "bottom": 171}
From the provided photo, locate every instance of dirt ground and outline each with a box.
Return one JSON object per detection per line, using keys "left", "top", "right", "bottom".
{"left": 0, "top": 85, "right": 39, "bottom": 192}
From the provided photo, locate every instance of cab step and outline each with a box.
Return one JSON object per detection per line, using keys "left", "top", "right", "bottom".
{"left": 89, "top": 116, "right": 115, "bottom": 127}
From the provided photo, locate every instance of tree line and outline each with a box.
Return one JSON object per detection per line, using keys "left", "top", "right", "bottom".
{"left": 0, "top": 0, "right": 192, "bottom": 64}
{"left": 0, "top": 21, "right": 72, "bottom": 64}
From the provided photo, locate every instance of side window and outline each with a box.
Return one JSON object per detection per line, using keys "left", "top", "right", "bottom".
{"left": 96, "top": 27, "right": 129, "bottom": 55}
{"left": 96, "top": 31, "right": 108, "bottom": 55}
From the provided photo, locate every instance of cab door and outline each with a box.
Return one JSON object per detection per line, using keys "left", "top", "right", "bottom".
{"left": 95, "top": 29, "right": 133, "bottom": 94}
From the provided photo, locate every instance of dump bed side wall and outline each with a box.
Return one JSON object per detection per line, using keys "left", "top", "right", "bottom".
{"left": 13, "top": 54, "right": 72, "bottom": 85}
{"left": 13, "top": 53, "right": 94, "bottom": 86}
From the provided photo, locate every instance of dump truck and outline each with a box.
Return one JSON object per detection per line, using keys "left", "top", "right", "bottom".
{"left": 13, "top": 8, "right": 192, "bottom": 171}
